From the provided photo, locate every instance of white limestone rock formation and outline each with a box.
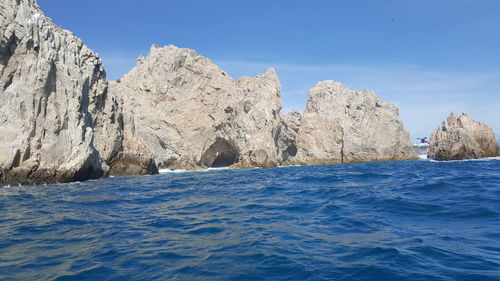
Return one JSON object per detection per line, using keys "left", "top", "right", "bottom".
{"left": 110, "top": 45, "right": 283, "bottom": 169}
{"left": 0, "top": 0, "right": 156, "bottom": 184}
{"left": 428, "top": 113, "right": 499, "bottom": 161}
{"left": 294, "top": 81, "right": 417, "bottom": 164}
{"left": 0, "top": 0, "right": 423, "bottom": 184}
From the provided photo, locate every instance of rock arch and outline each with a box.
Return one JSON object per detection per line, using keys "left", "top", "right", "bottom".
{"left": 199, "top": 138, "right": 239, "bottom": 167}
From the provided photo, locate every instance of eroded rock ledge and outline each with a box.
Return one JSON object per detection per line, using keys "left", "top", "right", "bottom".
{"left": 428, "top": 113, "right": 499, "bottom": 161}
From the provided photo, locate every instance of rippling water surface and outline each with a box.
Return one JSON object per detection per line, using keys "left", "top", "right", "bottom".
{"left": 1, "top": 159, "right": 500, "bottom": 280}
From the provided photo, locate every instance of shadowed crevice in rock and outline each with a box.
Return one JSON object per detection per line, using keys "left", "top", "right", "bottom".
{"left": 200, "top": 138, "right": 239, "bottom": 167}
{"left": 0, "top": 32, "right": 17, "bottom": 69}
{"left": 10, "top": 149, "right": 21, "bottom": 169}
{"left": 340, "top": 128, "right": 345, "bottom": 163}
{"left": 1, "top": 33, "right": 19, "bottom": 91}
{"left": 36, "top": 62, "right": 57, "bottom": 118}
{"left": 276, "top": 110, "right": 301, "bottom": 163}
{"left": 276, "top": 128, "right": 298, "bottom": 162}
{"left": 43, "top": 62, "right": 57, "bottom": 97}
{"left": 73, "top": 164, "right": 100, "bottom": 182}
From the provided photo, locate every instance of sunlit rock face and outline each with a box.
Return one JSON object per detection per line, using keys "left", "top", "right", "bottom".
{"left": 428, "top": 113, "right": 499, "bottom": 161}
{"left": 293, "top": 81, "right": 417, "bottom": 164}
{"left": 0, "top": 0, "right": 156, "bottom": 184}
{"left": 0, "top": 0, "right": 421, "bottom": 184}
{"left": 111, "top": 45, "right": 283, "bottom": 169}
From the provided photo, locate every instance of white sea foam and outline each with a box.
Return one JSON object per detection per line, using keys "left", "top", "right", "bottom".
{"left": 159, "top": 167, "right": 232, "bottom": 174}
{"left": 159, "top": 168, "right": 190, "bottom": 174}
{"left": 277, "top": 164, "right": 302, "bottom": 168}
{"left": 427, "top": 156, "right": 500, "bottom": 163}
{"left": 418, "top": 154, "right": 428, "bottom": 159}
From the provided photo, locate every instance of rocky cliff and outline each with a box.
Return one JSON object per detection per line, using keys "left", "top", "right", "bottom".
{"left": 293, "top": 81, "right": 417, "bottom": 164}
{"left": 0, "top": 0, "right": 156, "bottom": 184}
{"left": 110, "top": 45, "right": 283, "bottom": 169}
{"left": 427, "top": 113, "right": 499, "bottom": 161}
{"left": 1, "top": 0, "right": 421, "bottom": 185}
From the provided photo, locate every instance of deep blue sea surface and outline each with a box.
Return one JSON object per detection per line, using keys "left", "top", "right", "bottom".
{"left": 1, "top": 158, "right": 500, "bottom": 281}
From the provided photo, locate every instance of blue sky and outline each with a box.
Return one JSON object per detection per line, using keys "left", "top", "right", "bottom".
{"left": 38, "top": 0, "right": 500, "bottom": 140}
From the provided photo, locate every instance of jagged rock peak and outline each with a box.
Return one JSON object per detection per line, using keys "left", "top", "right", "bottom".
{"left": 0, "top": 0, "right": 156, "bottom": 184}
{"left": 111, "top": 44, "right": 283, "bottom": 169}
{"left": 121, "top": 45, "right": 229, "bottom": 81}
{"left": 428, "top": 113, "right": 499, "bottom": 161}
{"left": 238, "top": 67, "right": 279, "bottom": 81}
{"left": 120, "top": 44, "right": 280, "bottom": 85}
{"left": 294, "top": 80, "right": 417, "bottom": 164}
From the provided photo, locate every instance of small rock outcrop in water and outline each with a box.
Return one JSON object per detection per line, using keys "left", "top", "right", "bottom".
{"left": 428, "top": 113, "right": 499, "bottom": 161}
{"left": 293, "top": 81, "right": 417, "bottom": 164}
{"left": 0, "top": 0, "right": 156, "bottom": 184}
{"left": 111, "top": 45, "right": 282, "bottom": 169}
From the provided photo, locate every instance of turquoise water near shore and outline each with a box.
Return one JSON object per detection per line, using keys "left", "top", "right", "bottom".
{"left": 1, "top": 158, "right": 500, "bottom": 280}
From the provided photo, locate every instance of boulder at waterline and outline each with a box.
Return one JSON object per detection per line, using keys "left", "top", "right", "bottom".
{"left": 427, "top": 113, "right": 499, "bottom": 161}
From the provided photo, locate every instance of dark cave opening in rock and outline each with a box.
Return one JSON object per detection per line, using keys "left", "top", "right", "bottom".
{"left": 200, "top": 138, "right": 239, "bottom": 168}
{"left": 284, "top": 144, "right": 297, "bottom": 158}
{"left": 211, "top": 152, "right": 238, "bottom": 167}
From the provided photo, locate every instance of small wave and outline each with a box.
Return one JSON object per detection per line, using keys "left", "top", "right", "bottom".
{"left": 148, "top": 218, "right": 186, "bottom": 228}
{"left": 186, "top": 226, "right": 224, "bottom": 235}
{"left": 418, "top": 154, "right": 428, "bottom": 159}
{"left": 154, "top": 251, "right": 196, "bottom": 260}
{"left": 53, "top": 266, "right": 117, "bottom": 281}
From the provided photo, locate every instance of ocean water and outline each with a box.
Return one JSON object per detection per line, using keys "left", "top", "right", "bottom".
{"left": 1, "top": 158, "right": 500, "bottom": 281}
